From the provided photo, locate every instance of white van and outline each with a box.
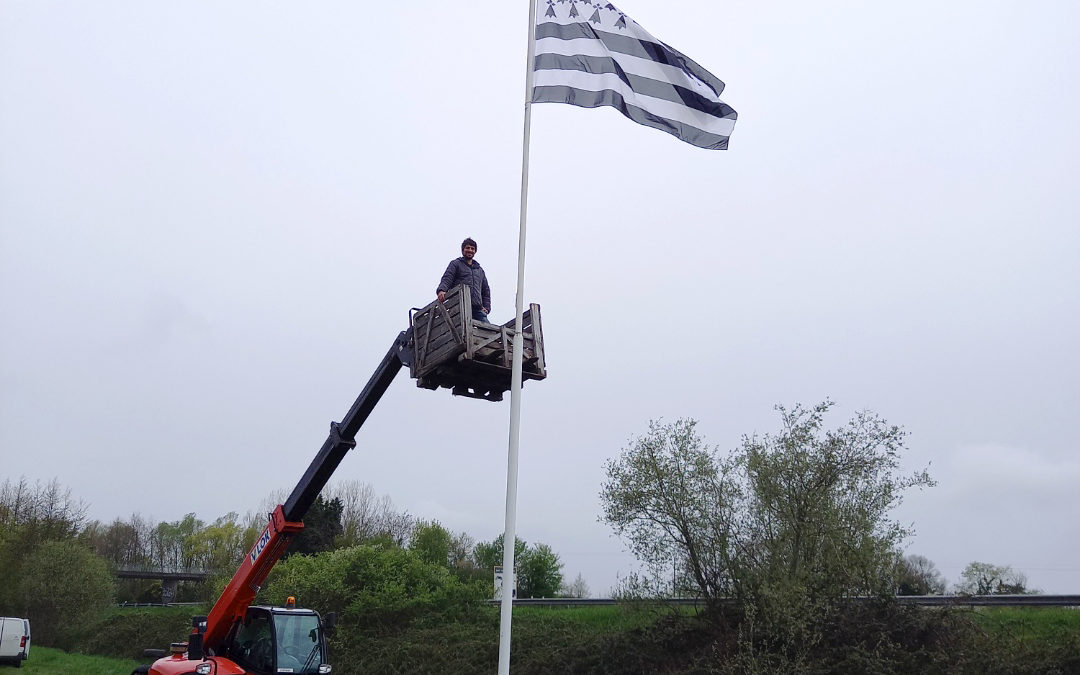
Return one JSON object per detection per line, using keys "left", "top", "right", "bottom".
{"left": 0, "top": 617, "right": 30, "bottom": 667}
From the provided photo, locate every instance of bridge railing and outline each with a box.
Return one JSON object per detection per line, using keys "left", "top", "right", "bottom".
{"left": 116, "top": 601, "right": 203, "bottom": 608}
{"left": 115, "top": 565, "right": 213, "bottom": 581}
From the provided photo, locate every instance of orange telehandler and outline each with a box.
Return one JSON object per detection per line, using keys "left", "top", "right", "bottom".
{"left": 135, "top": 291, "right": 546, "bottom": 675}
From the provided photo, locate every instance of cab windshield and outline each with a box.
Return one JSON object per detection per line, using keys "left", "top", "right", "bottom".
{"left": 273, "top": 612, "right": 324, "bottom": 674}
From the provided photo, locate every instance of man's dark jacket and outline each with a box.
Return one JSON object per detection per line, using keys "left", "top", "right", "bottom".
{"left": 438, "top": 257, "right": 491, "bottom": 312}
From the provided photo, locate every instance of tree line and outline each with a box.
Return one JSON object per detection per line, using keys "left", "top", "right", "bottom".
{"left": 0, "top": 475, "right": 573, "bottom": 643}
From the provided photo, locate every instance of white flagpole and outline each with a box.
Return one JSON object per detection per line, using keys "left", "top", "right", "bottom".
{"left": 498, "top": 0, "right": 537, "bottom": 672}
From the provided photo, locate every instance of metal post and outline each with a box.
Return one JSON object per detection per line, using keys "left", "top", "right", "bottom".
{"left": 498, "top": 0, "right": 538, "bottom": 672}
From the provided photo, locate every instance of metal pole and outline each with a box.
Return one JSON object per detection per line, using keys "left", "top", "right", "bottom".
{"left": 498, "top": 0, "right": 537, "bottom": 672}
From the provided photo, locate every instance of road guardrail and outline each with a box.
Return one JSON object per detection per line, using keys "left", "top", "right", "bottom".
{"left": 491, "top": 595, "right": 1080, "bottom": 608}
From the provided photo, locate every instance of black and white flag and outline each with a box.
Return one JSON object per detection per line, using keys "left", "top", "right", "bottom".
{"left": 533, "top": 0, "right": 737, "bottom": 150}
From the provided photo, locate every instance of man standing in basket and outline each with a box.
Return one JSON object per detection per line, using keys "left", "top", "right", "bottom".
{"left": 437, "top": 237, "right": 491, "bottom": 323}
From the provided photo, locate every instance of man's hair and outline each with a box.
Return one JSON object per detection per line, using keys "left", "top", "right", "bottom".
{"left": 461, "top": 237, "right": 477, "bottom": 252}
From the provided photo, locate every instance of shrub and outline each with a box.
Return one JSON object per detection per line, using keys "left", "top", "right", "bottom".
{"left": 70, "top": 606, "right": 194, "bottom": 660}
{"left": 601, "top": 403, "right": 934, "bottom": 654}
{"left": 259, "top": 543, "right": 488, "bottom": 631}
{"left": 19, "top": 539, "right": 115, "bottom": 647}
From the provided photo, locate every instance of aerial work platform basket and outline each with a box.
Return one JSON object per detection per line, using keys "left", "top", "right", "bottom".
{"left": 409, "top": 285, "right": 547, "bottom": 401}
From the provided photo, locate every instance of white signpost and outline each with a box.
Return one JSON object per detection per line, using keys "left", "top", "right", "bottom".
{"left": 493, "top": 566, "right": 518, "bottom": 601}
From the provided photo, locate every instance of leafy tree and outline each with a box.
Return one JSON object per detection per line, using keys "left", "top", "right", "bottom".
{"left": 191, "top": 512, "right": 248, "bottom": 572}
{"left": 474, "top": 534, "right": 527, "bottom": 571}
{"left": 84, "top": 509, "right": 252, "bottom": 576}
{"left": 740, "top": 404, "right": 933, "bottom": 604}
{"left": 19, "top": 539, "right": 115, "bottom": 646}
{"left": 956, "top": 561, "right": 1030, "bottom": 595}
{"left": 0, "top": 477, "right": 89, "bottom": 615}
{"left": 896, "top": 554, "right": 947, "bottom": 595}
{"left": 410, "top": 520, "right": 454, "bottom": 567}
{"left": 600, "top": 418, "right": 729, "bottom": 600}
{"left": 408, "top": 523, "right": 485, "bottom": 583}
{"left": 144, "top": 513, "right": 204, "bottom": 569}
{"left": 153, "top": 516, "right": 193, "bottom": 568}
{"left": 474, "top": 535, "right": 563, "bottom": 598}
{"left": 288, "top": 495, "right": 344, "bottom": 557}
{"left": 600, "top": 402, "right": 934, "bottom": 651}
{"left": 518, "top": 543, "right": 563, "bottom": 598}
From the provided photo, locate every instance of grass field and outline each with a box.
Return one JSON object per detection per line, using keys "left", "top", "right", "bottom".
{"left": 972, "top": 606, "right": 1080, "bottom": 653}
{"left": 975, "top": 606, "right": 1080, "bottom": 636}
{"left": 8, "top": 646, "right": 142, "bottom": 674}
{"left": 43, "top": 604, "right": 1080, "bottom": 674}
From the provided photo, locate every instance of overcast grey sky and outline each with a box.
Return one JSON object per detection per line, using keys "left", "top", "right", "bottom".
{"left": 2, "top": 0, "right": 1078, "bottom": 596}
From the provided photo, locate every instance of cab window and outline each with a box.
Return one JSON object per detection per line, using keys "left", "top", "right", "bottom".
{"left": 273, "top": 613, "right": 323, "bottom": 673}
{"left": 232, "top": 611, "right": 274, "bottom": 674}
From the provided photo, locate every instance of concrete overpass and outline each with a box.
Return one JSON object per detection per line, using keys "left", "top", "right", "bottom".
{"left": 116, "top": 565, "right": 212, "bottom": 603}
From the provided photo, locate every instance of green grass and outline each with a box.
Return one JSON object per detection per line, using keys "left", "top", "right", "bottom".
{"left": 976, "top": 606, "right": 1080, "bottom": 640}
{"left": 973, "top": 606, "right": 1080, "bottom": 664}
{"left": 12, "top": 646, "right": 142, "bottom": 674}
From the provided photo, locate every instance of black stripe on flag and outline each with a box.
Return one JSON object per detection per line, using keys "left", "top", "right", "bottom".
{"left": 532, "top": 85, "right": 730, "bottom": 150}
{"left": 534, "top": 53, "right": 737, "bottom": 120}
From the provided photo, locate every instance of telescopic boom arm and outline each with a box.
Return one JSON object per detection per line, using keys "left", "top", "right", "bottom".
{"left": 201, "top": 330, "right": 414, "bottom": 651}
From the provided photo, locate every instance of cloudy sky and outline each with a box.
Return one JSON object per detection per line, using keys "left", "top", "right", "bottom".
{"left": 2, "top": 0, "right": 1077, "bottom": 596}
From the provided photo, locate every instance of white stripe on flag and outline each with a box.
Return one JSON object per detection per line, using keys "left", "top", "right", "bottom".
{"left": 535, "top": 37, "right": 716, "bottom": 100}
{"left": 533, "top": 70, "right": 736, "bottom": 138}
